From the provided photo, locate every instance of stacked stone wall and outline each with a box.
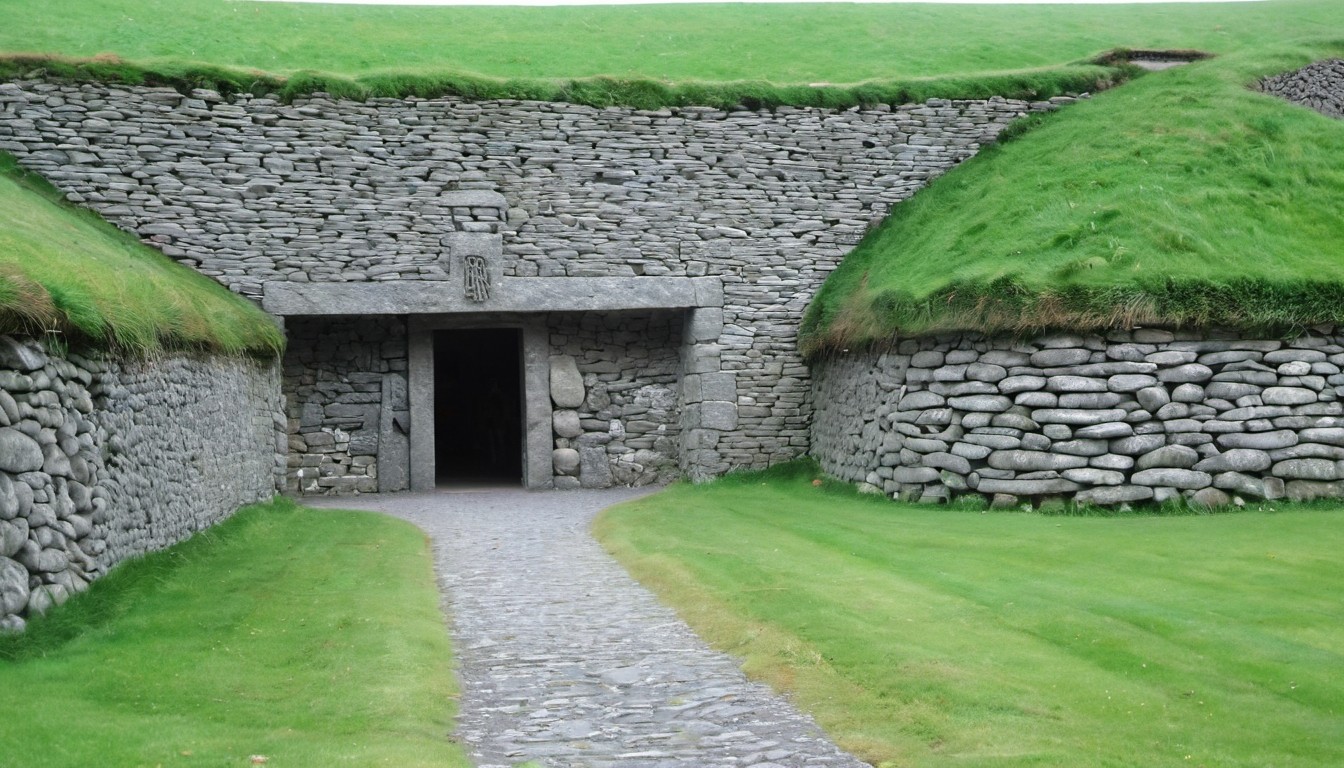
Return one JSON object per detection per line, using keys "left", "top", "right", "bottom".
{"left": 282, "top": 317, "right": 409, "bottom": 495}
{"left": 0, "top": 80, "right": 1069, "bottom": 475}
{"left": 548, "top": 311, "right": 683, "bottom": 488}
{"left": 811, "top": 328, "right": 1344, "bottom": 508}
{"left": 1260, "top": 59, "right": 1344, "bottom": 120}
{"left": 0, "top": 336, "right": 282, "bottom": 631}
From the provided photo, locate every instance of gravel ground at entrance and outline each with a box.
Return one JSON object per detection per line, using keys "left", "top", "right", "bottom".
{"left": 307, "top": 487, "right": 868, "bottom": 768}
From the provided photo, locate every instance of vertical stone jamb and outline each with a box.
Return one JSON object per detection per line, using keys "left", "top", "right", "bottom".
{"left": 522, "top": 322, "right": 554, "bottom": 489}
{"left": 407, "top": 325, "right": 436, "bottom": 491}
{"left": 679, "top": 278, "right": 732, "bottom": 481}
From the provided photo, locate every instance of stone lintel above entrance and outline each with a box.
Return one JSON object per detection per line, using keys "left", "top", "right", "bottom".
{"left": 261, "top": 277, "right": 723, "bottom": 317}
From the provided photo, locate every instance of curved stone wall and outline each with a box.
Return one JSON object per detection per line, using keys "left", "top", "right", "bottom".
{"left": 0, "top": 336, "right": 282, "bottom": 631}
{"left": 810, "top": 328, "right": 1344, "bottom": 508}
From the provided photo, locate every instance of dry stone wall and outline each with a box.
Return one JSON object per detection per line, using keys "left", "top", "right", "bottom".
{"left": 1260, "top": 59, "right": 1344, "bottom": 120}
{"left": 811, "top": 328, "right": 1344, "bottom": 508}
{"left": 282, "top": 317, "right": 409, "bottom": 495}
{"left": 548, "top": 311, "right": 683, "bottom": 489}
{"left": 0, "top": 80, "right": 1067, "bottom": 475}
{"left": 0, "top": 336, "right": 282, "bottom": 631}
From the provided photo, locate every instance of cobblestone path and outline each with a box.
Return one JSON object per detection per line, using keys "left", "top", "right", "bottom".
{"left": 311, "top": 487, "right": 868, "bottom": 768}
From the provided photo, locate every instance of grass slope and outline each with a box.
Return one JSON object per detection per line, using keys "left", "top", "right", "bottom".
{"left": 0, "top": 154, "right": 283, "bottom": 355}
{"left": 596, "top": 469, "right": 1344, "bottom": 767}
{"left": 802, "top": 42, "right": 1344, "bottom": 351}
{"left": 0, "top": 499, "right": 467, "bottom": 768}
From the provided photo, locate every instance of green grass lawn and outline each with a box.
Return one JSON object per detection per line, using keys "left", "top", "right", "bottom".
{"left": 801, "top": 40, "right": 1344, "bottom": 351}
{"left": 0, "top": 499, "right": 467, "bottom": 768}
{"left": 596, "top": 468, "right": 1344, "bottom": 767}
{"left": 4, "top": 0, "right": 1340, "bottom": 83}
{"left": 0, "top": 153, "right": 283, "bottom": 355}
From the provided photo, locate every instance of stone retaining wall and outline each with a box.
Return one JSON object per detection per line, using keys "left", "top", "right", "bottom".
{"left": 548, "top": 311, "right": 683, "bottom": 488}
{"left": 810, "top": 328, "right": 1344, "bottom": 508}
{"left": 1260, "top": 59, "right": 1344, "bottom": 120}
{"left": 282, "top": 317, "right": 409, "bottom": 495}
{"left": 0, "top": 336, "right": 282, "bottom": 631}
{"left": 0, "top": 79, "right": 1069, "bottom": 476}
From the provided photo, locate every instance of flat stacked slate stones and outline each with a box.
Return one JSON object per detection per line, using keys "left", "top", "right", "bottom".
{"left": 811, "top": 328, "right": 1344, "bottom": 508}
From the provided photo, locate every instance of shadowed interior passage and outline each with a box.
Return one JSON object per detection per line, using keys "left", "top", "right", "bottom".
{"left": 433, "top": 328, "right": 523, "bottom": 483}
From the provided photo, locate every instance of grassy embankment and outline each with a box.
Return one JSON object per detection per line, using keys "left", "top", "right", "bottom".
{"left": 0, "top": 0, "right": 1339, "bottom": 107}
{"left": 0, "top": 155, "right": 283, "bottom": 355}
{"left": 801, "top": 41, "right": 1344, "bottom": 352}
{"left": 596, "top": 466, "right": 1344, "bottom": 768}
{"left": 0, "top": 499, "right": 468, "bottom": 768}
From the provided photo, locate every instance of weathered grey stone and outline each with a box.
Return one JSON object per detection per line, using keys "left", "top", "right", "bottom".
{"left": 1061, "top": 468, "right": 1125, "bottom": 486}
{"left": 1135, "top": 386, "right": 1170, "bottom": 412}
{"left": 1216, "top": 430, "right": 1298, "bottom": 450}
{"left": 999, "top": 375, "right": 1046, "bottom": 394}
{"left": 0, "top": 337, "right": 47, "bottom": 372}
{"left": 1193, "top": 449, "right": 1272, "bottom": 474}
{"left": 578, "top": 446, "right": 613, "bottom": 488}
{"left": 1075, "top": 485, "right": 1154, "bottom": 505}
{"left": 987, "top": 450, "right": 1088, "bottom": 472}
{"left": 1189, "top": 488, "right": 1232, "bottom": 508}
{"left": 948, "top": 395, "right": 1012, "bottom": 413}
{"left": 549, "top": 356, "right": 585, "bottom": 408}
{"left": 1110, "top": 433, "right": 1167, "bottom": 455}
{"left": 893, "top": 466, "right": 939, "bottom": 483}
{"left": 1059, "top": 392, "right": 1123, "bottom": 409}
{"left": 1031, "top": 348, "right": 1091, "bottom": 367}
{"left": 1157, "top": 364, "right": 1213, "bottom": 384}
{"left": 975, "top": 476, "right": 1083, "bottom": 495}
{"left": 1271, "top": 458, "right": 1341, "bottom": 481}
{"left": 0, "top": 428, "right": 43, "bottom": 474}
{"left": 1046, "top": 376, "right": 1107, "bottom": 393}
{"left": 924, "top": 452, "right": 971, "bottom": 475}
{"left": 1031, "top": 408, "right": 1126, "bottom": 426}
{"left": 1075, "top": 422, "right": 1134, "bottom": 439}
{"left": 1171, "top": 383, "right": 1205, "bottom": 403}
{"left": 1053, "top": 438, "right": 1109, "bottom": 456}
{"left": 1090, "top": 453, "right": 1134, "bottom": 470}
{"left": 1136, "top": 445, "right": 1200, "bottom": 471}
{"left": 1131, "top": 468, "right": 1212, "bottom": 489}
{"left": 898, "top": 391, "right": 945, "bottom": 410}
{"left": 552, "top": 448, "right": 580, "bottom": 476}
{"left": 966, "top": 363, "right": 1008, "bottom": 382}
{"left": 1262, "top": 387, "right": 1318, "bottom": 406}
{"left": 1300, "top": 427, "right": 1344, "bottom": 446}
{"left": 1108, "top": 374, "right": 1159, "bottom": 393}
{"left": 1285, "top": 479, "right": 1344, "bottom": 501}
{"left": 552, "top": 410, "right": 583, "bottom": 439}
{"left": 0, "top": 557, "right": 28, "bottom": 616}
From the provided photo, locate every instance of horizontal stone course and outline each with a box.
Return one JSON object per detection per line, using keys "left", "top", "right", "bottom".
{"left": 811, "top": 327, "right": 1344, "bottom": 508}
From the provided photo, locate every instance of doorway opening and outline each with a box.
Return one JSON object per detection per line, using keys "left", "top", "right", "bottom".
{"left": 433, "top": 328, "right": 524, "bottom": 485}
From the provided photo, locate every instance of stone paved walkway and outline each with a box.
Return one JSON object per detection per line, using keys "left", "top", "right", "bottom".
{"left": 309, "top": 487, "right": 869, "bottom": 768}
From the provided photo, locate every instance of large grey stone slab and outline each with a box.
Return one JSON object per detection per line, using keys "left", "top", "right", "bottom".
{"left": 263, "top": 277, "right": 719, "bottom": 316}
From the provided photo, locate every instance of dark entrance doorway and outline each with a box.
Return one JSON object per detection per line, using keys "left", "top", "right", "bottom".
{"left": 433, "top": 328, "right": 524, "bottom": 484}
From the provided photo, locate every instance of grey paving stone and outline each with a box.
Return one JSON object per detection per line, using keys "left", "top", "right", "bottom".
{"left": 308, "top": 488, "right": 869, "bottom": 768}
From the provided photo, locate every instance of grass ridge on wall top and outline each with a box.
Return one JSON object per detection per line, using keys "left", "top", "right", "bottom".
{"left": 0, "top": 54, "right": 1123, "bottom": 111}
{"left": 0, "top": 154, "right": 284, "bottom": 357}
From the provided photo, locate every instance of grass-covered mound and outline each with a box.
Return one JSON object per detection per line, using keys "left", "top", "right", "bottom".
{"left": 801, "top": 42, "right": 1344, "bottom": 353}
{"left": 3, "top": 0, "right": 1338, "bottom": 84}
{"left": 0, "top": 1, "right": 1339, "bottom": 108}
{"left": 596, "top": 465, "right": 1344, "bottom": 767}
{"left": 0, "top": 154, "right": 283, "bottom": 356}
{"left": 0, "top": 499, "right": 467, "bottom": 767}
